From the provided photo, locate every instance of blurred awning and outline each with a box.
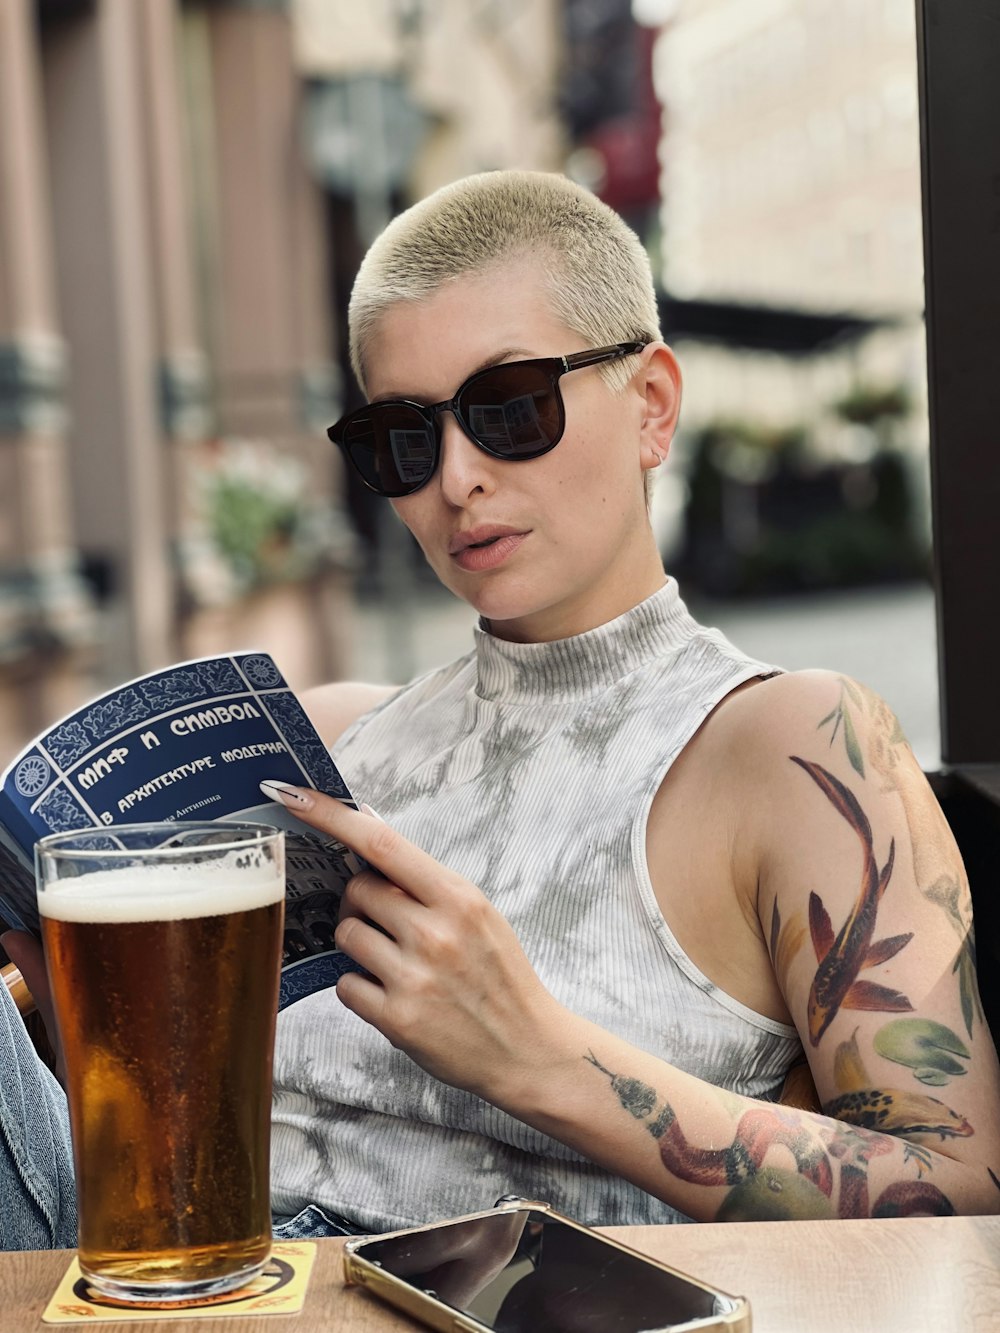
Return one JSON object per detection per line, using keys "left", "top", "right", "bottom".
{"left": 657, "top": 292, "right": 902, "bottom": 356}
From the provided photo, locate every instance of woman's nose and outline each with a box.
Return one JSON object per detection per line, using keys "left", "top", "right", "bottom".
{"left": 436, "top": 413, "right": 498, "bottom": 503}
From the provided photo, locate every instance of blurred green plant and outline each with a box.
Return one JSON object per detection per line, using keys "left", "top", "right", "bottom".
{"left": 196, "top": 438, "right": 355, "bottom": 598}
{"left": 833, "top": 382, "right": 911, "bottom": 426}
{"left": 677, "top": 402, "right": 927, "bottom": 597}
{"left": 707, "top": 420, "right": 810, "bottom": 484}
{"left": 209, "top": 474, "right": 299, "bottom": 587}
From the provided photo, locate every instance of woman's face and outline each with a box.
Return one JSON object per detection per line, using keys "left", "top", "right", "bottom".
{"left": 363, "top": 261, "right": 677, "bottom": 642}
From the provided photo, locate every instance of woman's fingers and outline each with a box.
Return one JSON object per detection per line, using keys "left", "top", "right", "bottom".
{"left": 336, "top": 967, "right": 389, "bottom": 1028}
{"left": 335, "top": 907, "right": 400, "bottom": 978}
{"left": 260, "top": 782, "right": 461, "bottom": 907}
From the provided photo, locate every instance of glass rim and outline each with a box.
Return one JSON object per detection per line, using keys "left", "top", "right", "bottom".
{"left": 36, "top": 820, "right": 283, "bottom": 865}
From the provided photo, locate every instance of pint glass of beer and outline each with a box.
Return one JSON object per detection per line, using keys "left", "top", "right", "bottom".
{"left": 36, "top": 822, "right": 285, "bottom": 1302}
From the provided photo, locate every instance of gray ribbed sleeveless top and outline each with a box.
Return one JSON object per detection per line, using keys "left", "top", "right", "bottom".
{"left": 270, "top": 580, "right": 803, "bottom": 1231}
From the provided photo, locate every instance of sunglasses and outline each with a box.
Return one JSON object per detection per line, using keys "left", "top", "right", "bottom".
{"left": 327, "top": 341, "right": 647, "bottom": 498}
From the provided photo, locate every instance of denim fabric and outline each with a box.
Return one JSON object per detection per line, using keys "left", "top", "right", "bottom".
{"left": 0, "top": 979, "right": 77, "bottom": 1251}
{"left": 272, "top": 1203, "right": 371, "bottom": 1240}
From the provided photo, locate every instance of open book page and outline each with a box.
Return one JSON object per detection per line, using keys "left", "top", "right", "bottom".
{"left": 0, "top": 652, "right": 363, "bottom": 1008}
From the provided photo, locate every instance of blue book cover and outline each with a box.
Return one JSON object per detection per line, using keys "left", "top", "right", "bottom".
{"left": 0, "top": 652, "right": 364, "bottom": 1009}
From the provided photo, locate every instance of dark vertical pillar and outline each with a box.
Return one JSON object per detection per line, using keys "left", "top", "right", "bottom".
{"left": 916, "top": 0, "right": 1000, "bottom": 765}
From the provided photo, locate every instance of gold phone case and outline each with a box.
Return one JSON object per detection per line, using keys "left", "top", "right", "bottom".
{"left": 343, "top": 1200, "right": 751, "bottom": 1333}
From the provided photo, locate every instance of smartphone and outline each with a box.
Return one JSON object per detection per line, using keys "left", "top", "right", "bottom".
{"left": 342, "top": 1201, "right": 750, "bottom": 1333}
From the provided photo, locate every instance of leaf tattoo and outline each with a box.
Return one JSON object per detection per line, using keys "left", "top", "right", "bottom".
{"left": 922, "top": 875, "right": 984, "bottom": 1039}
{"left": 817, "top": 678, "right": 866, "bottom": 778}
{"left": 873, "top": 1019, "right": 971, "bottom": 1087}
{"left": 954, "top": 931, "right": 984, "bottom": 1039}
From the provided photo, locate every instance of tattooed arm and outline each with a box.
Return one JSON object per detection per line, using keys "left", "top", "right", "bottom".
{"left": 711, "top": 669, "right": 1000, "bottom": 1218}
{"left": 264, "top": 675, "right": 1000, "bottom": 1221}
{"left": 568, "top": 665, "right": 1000, "bottom": 1222}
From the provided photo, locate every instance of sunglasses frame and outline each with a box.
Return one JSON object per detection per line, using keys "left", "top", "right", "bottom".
{"left": 327, "top": 340, "right": 648, "bottom": 498}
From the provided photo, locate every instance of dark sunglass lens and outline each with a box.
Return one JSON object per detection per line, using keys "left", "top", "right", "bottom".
{"left": 343, "top": 407, "right": 436, "bottom": 496}
{"left": 460, "top": 363, "right": 561, "bottom": 457}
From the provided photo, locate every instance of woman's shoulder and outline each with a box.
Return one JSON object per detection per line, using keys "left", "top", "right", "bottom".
{"left": 302, "top": 647, "right": 478, "bottom": 751}
{"left": 299, "top": 680, "right": 401, "bottom": 750}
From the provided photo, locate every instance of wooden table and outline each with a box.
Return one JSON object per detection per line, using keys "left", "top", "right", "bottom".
{"left": 3, "top": 1215, "right": 999, "bottom": 1331}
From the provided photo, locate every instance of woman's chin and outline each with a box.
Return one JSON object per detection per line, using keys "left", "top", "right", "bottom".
{"left": 434, "top": 563, "right": 587, "bottom": 639}
{"left": 452, "top": 592, "right": 541, "bottom": 636}
{"left": 470, "top": 596, "right": 566, "bottom": 643}
{"left": 435, "top": 569, "right": 529, "bottom": 621}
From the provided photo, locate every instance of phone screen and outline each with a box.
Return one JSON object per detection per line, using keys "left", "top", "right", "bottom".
{"left": 352, "top": 1208, "right": 734, "bottom": 1332}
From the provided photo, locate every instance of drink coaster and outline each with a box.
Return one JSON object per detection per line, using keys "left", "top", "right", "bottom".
{"left": 42, "top": 1242, "right": 317, "bottom": 1323}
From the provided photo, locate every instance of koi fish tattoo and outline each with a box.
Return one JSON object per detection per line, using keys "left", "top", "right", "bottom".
{"left": 791, "top": 756, "right": 912, "bottom": 1044}
{"left": 822, "top": 1088, "right": 973, "bottom": 1143}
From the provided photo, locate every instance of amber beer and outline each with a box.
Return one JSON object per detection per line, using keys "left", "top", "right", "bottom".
{"left": 37, "top": 824, "right": 284, "bottom": 1302}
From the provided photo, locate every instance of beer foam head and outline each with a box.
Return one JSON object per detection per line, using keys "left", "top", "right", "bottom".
{"left": 39, "top": 858, "right": 284, "bottom": 924}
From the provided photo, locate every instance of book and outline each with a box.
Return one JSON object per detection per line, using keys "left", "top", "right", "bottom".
{"left": 0, "top": 651, "right": 363, "bottom": 1010}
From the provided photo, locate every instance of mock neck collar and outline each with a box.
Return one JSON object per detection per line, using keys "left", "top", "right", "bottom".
{"left": 473, "top": 580, "right": 697, "bottom": 703}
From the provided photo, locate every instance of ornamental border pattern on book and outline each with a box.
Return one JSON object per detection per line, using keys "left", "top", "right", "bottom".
{"left": 41, "top": 657, "right": 272, "bottom": 770}
{"left": 262, "top": 694, "right": 349, "bottom": 799}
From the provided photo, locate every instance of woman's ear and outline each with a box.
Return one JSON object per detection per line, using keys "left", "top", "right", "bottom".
{"left": 636, "top": 343, "right": 683, "bottom": 472}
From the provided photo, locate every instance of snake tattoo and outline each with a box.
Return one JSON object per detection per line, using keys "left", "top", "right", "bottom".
{"left": 586, "top": 1053, "right": 956, "bottom": 1220}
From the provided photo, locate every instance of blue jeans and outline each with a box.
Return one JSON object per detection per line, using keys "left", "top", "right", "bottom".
{"left": 0, "top": 979, "right": 77, "bottom": 1251}
{"left": 271, "top": 1205, "right": 371, "bottom": 1240}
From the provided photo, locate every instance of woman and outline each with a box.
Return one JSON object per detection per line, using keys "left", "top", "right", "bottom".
{"left": 5, "top": 169, "right": 998, "bottom": 1246}
{"left": 260, "top": 170, "right": 1000, "bottom": 1234}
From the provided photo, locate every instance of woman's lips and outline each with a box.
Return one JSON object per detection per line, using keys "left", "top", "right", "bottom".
{"left": 449, "top": 528, "right": 529, "bottom": 572}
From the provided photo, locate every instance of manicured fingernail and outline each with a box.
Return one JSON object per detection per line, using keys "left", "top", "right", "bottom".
{"left": 360, "top": 803, "right": 384, "bottom": 820}
{"left": 260, "top": 780, "right": 315, "bottom": 811}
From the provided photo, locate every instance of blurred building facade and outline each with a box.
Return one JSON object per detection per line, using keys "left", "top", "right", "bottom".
{"left": 0, "top": 0, "right": 350, "bottom": 760}
{"left": 648, "top": 0, "right": 930, "bottom": 594}
{"left": 0, "top": 0, "right": 575, "bottom": 760}
{"left": 653, "top": 0, "right": 924, "bottom": 418}
{"left": 292, "top": 0, "right": 567, "bottom": 604}
{"left": 293, "top": 0, "right": 564, "bottom": 208}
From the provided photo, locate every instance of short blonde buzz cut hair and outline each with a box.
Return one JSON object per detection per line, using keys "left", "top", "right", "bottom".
{"left": 348, "top": 169, "right": 663, "bottom": 398}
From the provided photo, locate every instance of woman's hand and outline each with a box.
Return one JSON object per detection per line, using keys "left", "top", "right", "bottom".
{"left": 260, "top": 782, "right": 567, "bottom": 1106}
